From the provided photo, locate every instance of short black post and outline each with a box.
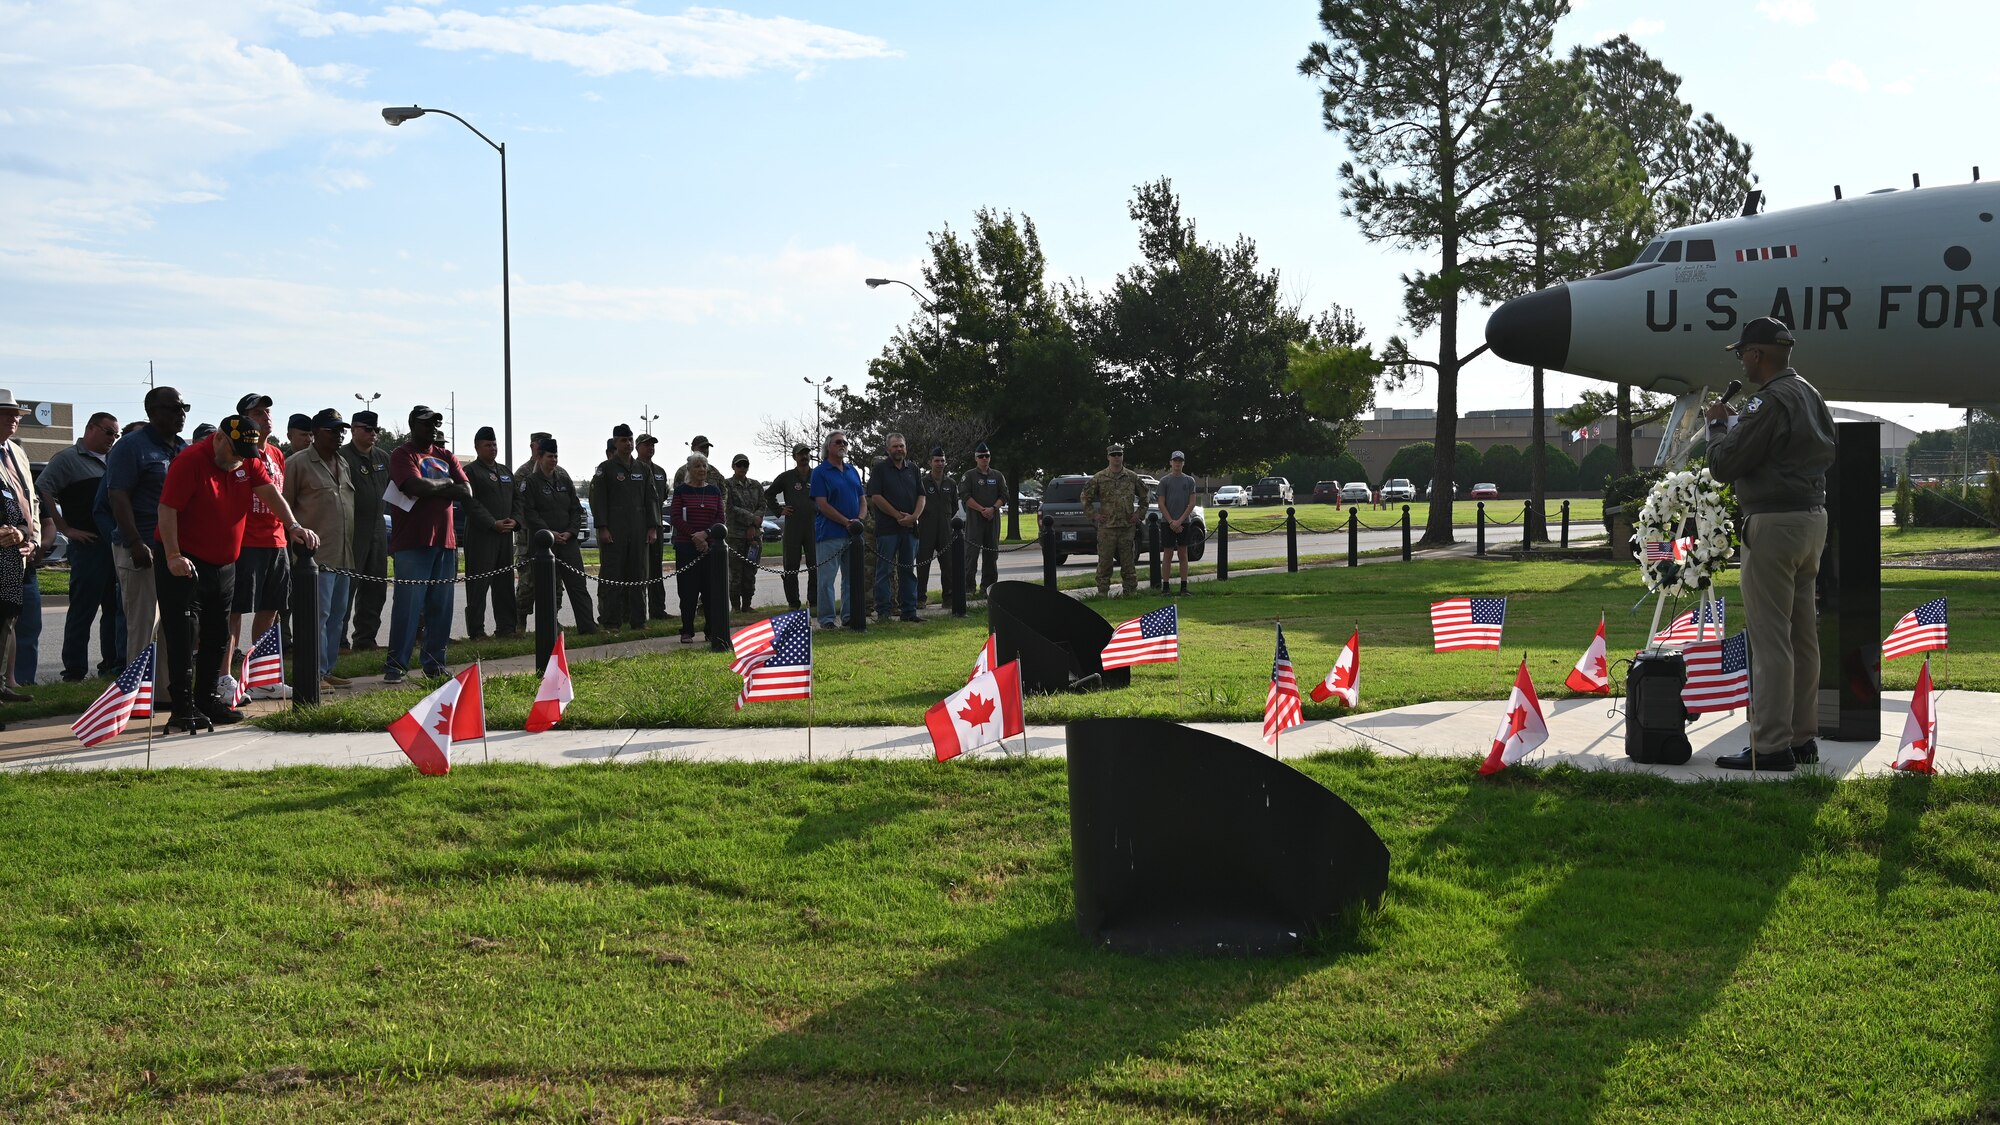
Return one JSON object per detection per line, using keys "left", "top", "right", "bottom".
{"left": 533, "top": 529, "right": 556, "bottom": 673}
{"left": 1476, "top": 502, "right": 1487, "bottom": 557}
{"left": 1347, "top": 506, "right": 1359, "bottom": 568}
{"left": 1401, "top": 505, "right": 1412, "bottom": 561}
{"left": 1522, "top": 499, "right": 1534, "bottom": 553}
{"left": 948, "top": 516, "right": 968, "bottom": 617}
{"left": 845, "top": 527, "right": 866, "bottom": 630}
{"left": 289, "top": 545, "right": 321, "bottom": 707}
{"left": 1040, "top": 519, "right": 1058, "bottom": 590}
{"left": 705, "top": 522, "right": 730, "bottom": 649}
{"left": 1147, "top": 512, "right": 1163, "bottom": 590}
{"left": 1561, "top": 499, "right": 1571, "bottom": 549}
{"left": 1216, "top": 509, "right": 1229, "bottom": 581}
{"left": 1285, "top": 506, "right": 1299, "bottom": 573}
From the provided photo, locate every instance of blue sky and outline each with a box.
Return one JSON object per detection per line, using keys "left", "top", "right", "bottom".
{"left": 2, "top": 0, "right": 1989, "bottom": 470}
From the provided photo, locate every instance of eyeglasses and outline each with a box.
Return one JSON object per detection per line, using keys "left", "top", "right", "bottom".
{"left": 830, "top": 439, "right": 847, "bottom": 446}
{"left": 976, "top": 453, "right": 990, "bottom": 458}
{"left": 168, "top": 402, "right": 192, "bottom": 412}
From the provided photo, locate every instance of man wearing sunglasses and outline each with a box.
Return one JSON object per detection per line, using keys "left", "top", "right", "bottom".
{"left": 809, "top": 431, "right": 865, "bottom": 629}
{"left": 1704, "top": 316, "right": 1837, "bottom": 772}
{"left": 97, "top": 387, "right": 191, "bottom": 659}
{"left": 961, "top": 441, "right": 1007, "bottom": 597}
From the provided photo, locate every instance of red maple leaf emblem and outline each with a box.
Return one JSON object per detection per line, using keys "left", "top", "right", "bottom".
{"left": 1591, "top": 653, "right": 1609, "bottom": 679}
{"left": 1332, "top": 658, "right": 1357, "bottom": 691}
{"left": 1503, "top": 704, "right": 1530, "bottom": 741}
{"left": 434, "top": 702, "right": 454, "bottom": 737}
{"left": 957, "top": 692, "right": 996, "bottom": 727}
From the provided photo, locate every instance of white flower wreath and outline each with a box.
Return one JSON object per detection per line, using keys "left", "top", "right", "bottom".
{"left": 1635, "top": 468, "right": 1735, "bottom": 595}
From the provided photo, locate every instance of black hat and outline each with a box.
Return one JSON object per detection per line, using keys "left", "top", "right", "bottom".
{"left": 287, "top": 412, "right": 313, "bottom": 432}
{"left": 973, "top": 441, "right": 991, "bottom": 455}
{"left": 409, "top": 404, "right": 442, "bottom": 427}
{"left": 732, "top": 453, "right": 750, "bottom": 467}
{"left": 310, "top": 408, "right": 348, "bottom": 431}
{"left": 191, "top": 422, "right": 216, "bottom": 440}
{"left": 352, "top": 411, "right": 379, "bottom": 429}
{"left": 1724, "top": 316, "right": 1795, "bottom": 351}
{"left": 613, "top": 422, "right": 633, "bottom": 438}
{"left": 929, "top": 445, "right": 945, "bottom": 458}
{"left": 474, "top": 425, "right": 496, "bottom": 443}
{"left": 537, "top": 436, "right": 558, "bottom": 455}
{"left": 219, "top": 414, "right": 264, "bottom": 456}
{"left": 791, "top": 442, "right": 810, "bottom": 456}
{"left": 236, "top": 392, "right": 273, "bottom": 414}
{"left": 689, "top": 434, "right": 710, "bottom": 449}
{"left": 638, "top": 433, "right": 659, "bottom": 446}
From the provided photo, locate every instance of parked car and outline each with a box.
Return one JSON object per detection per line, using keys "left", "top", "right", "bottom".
{"left": 1040, "top": 473, "right": 1205, "bottom": 564}
{"left": 1250, "top": 476, "right": 1294, "bottom": 505}
{"left": 1381, "top": 478, "right": 1417, "bottom": 503}
{"left": 1426, "top": 479, "right": 1455, "bottom": 499}
{"left": 1339, "top": 481, "right": 1373, "bottom": 505}
{"left": 1015, "top": 479, "right": 1043, "bottom": 514}
{"left": 1469, "top": 482, "right": 1500, "bottom": 500}
{"left": 1212, "top": 484, "right": 1249, "bottom": 507}
{"left": 1311, "top": 481, "right": 1342, "bottom": 504}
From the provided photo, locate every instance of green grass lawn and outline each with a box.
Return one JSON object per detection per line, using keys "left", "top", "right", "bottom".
{"left": 2, "top": 759, "right": 1997, "bottom": 1122}
{"left": 261, "top": 556, "right": 2000, "bottom": 733}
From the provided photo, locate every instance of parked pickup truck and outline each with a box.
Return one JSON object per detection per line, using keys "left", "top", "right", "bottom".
{"left": 1040, "top": 473, "right": 1205, "bottom": 564}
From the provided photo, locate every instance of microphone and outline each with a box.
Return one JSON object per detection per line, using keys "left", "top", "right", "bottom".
{"left": 1719, "top": 379, "right": 1743, "bottom": 403}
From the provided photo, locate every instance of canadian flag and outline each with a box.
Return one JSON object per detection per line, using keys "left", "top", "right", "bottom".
{"left": 927, "top": 659, "right": 1025, "bottom": 762}
{"left": 1479, "top": 658, "right": 1549, "bottom": 775}
{"left": 969, "top": 634, "right": 997, "bottom": 682}
{"left": 525, "top": 632, "right": 574, "bottom": 733}
{"left": 1565, "top": 615, "right": 1611, "bottom": 694}
{"left": 1893, "top": 658, "right": 1938, "bottom": 774}
{"left": 386, "top": 665, "right": 486, "bottom": 775}
{"left": 1310, "top": 630, "right": 1360, "bottom": 707}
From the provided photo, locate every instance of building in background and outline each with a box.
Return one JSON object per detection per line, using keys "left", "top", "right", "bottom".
{"left": 1346, "top": 407, "right": 1663, "bottom": 484}
{"left": 7, "top": 398, "right": 76, "bottom": 465}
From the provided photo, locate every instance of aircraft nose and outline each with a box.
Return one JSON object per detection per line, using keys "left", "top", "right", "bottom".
{"left": 1485, "top": 283, "right": 1571, "bottom": 370}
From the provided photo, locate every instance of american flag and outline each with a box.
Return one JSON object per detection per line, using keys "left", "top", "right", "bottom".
{"left": 1653, "top": 598, "right": 1727, "bottom": 646}
{"left": 1263, "top": 623, "right": 1303, "bottom": 744}
{"left": 1642, "top": 540, "right": 1676, "bottom": 562}
{"left": 1883, "top": 597, "right": 1948, "bottom": 661}
{"left": 72, "top": 643, "right": 156, "bottom": 747}
{"left": 1431, "top": 597, "right": 1506, "bottom": 652}
{"left": 1101, "top": 606, "right": 1179, "bottom": 670}
{"left": 1682, "top": 631, "right": 1751, "bottom": 713}
{"left": 734, "top": 609, "right": 813, "bottom": 708}
{"left": 241, "top": 623, "right": 284, "bottom": 688}
{"left": 729, "top": 614, "right": 780, "bottom": 674}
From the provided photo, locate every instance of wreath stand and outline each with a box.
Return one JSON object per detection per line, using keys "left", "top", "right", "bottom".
{"left": 1631, "top": 469, "right": 1736, "bottom": 768}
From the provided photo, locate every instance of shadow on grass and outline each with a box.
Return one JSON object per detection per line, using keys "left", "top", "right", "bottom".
{"left": 721, "top": 918, "right": 1341, "bottom": 1122}
{"left": 1333, "top": 768, "right": 1837, "bottom": 1122}
{"left": 783, "top": 796, "right": 929, "bottom": 856}
{"left": 223, "top": 771, "right": 415, "bottom": 819}
{"left": 1874, "top": 773, "right": 1933, "bottom": 905}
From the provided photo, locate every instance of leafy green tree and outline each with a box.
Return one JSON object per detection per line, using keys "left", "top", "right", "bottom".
{"left": 1453, "top": 442, "right": 1484, "bottom": 489}
{"left": 1332, "top": 452, "right": 1369, "bottom": 488}
{"left": 1537, "top": 443, "right": 1580, "bottom": 491}
{"left": 1384, "top": 442, "right": 1435, "bottom": 486}
{"left": 1301, "top": 0, "right": 1569, "bottom": 545}
{"left": 1577, "top": 444, "right": 1618, "bottom": 492}
{"left": 1481, "top": 444, "right": 1528, "bottom": 492}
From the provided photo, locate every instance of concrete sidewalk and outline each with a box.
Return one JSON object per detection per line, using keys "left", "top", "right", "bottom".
{"left": 3, "top": 690, "right": 1988, "bottom": 783}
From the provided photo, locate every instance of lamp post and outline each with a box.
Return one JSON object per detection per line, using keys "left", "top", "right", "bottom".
{"left": 354, "top": 391, "right": 380, "bottom": 424}
{"left": 382, "top": 104, "right": 515, "bottom": 467}
{"left": 802, "top": 375, "right": 833, "bottom": 447}
{"left": 865, "top": 277, "right": 941, "bottom": 336}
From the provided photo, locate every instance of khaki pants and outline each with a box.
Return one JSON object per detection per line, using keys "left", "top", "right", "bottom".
{"left": 1097, "top": 526, "right": 1137, "bottom": 594}
{"left": 116, "top": 544, "right": 162, "bottom": 655}
{"left": 1740, "top": 509, "right": 1827, "bottom": 754}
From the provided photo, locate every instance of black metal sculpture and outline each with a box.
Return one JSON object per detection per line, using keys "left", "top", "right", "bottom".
{"left": 988, "top": 580, "right": 1130, "bottom": 694}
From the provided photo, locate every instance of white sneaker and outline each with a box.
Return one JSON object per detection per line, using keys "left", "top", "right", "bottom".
{"left": 217, "top": 674, "right": 242, "bottom": 704}
{"left": 248, "top": 683, "right": 293, "bottom": 700}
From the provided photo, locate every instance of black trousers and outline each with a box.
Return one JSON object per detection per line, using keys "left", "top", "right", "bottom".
{"left": 647, "top": 537, "right": 667, "bottom": 618}
{"left": 780, "top": 526, "right": 815, "bottom": 610}
{"left": 156, "top": 549, "right": 234, "bottom": 713}
{"left": 599, "top": 529, "right": 649, "bottom": 629}
{"left": 550, "top": 539, "right": 596, "bottom": 630}
{"left": 674, "top": 543, "right": 727, "bottom": 642}
{"left": 463, "top": 531, "right": 516, "bottom": 636}
{"left": 965, "top": 513, "right": 1000, "bottom": 592}
{"left": 343, "top": 530, "right": 387, "bottom": 646}
{"left": 915, "top": 531, "right": 957, "bottom": 607}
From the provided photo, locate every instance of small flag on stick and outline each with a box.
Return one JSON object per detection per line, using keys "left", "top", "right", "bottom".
{"left": 1102, "top": 606, "right": 1179, "bottom": 670}
{"left": 1263, "top": 623, "right": 1304, "bottom": 745}
{"left": 71, "top": 644, "right": 156, "bottom": 747}
{"left": 928, "top": 660, "right": 1024, "bottom": 761}
{"left": 969, "top": 634, "right": 997, "bottom": 682}
{"left": 1653, "top": 598, "right": 1726, "bottom": 646}
{"left": 386, "top": 666, "right": 485, "bottom": 775}
{"left": 1565, "top": 615, "right": 1611, "bottom": 694}
{"left": 1893, "top": 658, "right": 1938, "bottom": 774}
{"left": 1479, "top": 658, "right": 1549, "bottom": 775}
{"left": 241, "top": 623, "right": 284, "bottom": 689}
{"left": 1883, "top": 597, "right": 1948, "bottom": 661}
{"left": 733, "top": 610, "right": 813, "bottom": 709}
{"left": 1682, "top": 631, "right": 1751, "bottom": 714}
{"left": 1310, "top": 630, "right": 1360, "bottom": 707}
{"left": 525, "top": 633, "right": 574, "bottom": 732}
{"left": 1431, "top": 597, "right": 1506, "bottom": 652}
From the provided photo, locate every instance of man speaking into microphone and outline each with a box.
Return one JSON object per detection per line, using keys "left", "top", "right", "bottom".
{"left": 1703, "top": 316, "right": 1837, "bottom": 772}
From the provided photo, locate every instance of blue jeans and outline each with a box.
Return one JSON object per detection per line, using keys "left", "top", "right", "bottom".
{"left": 873, "top": 530, "right": 918, "bottom": 619}
{"left": 63, "top": 540, "right": 123, "bottom": 679}
{"left": 387, "top": 547, "right": 456, "bottom": 674}
{"left": 318, "top": 569, "right": 352, "bottom": 674}
{"left": 815, "top": 536, "right": 854, "bottom": 626}
{"left": 13, "top": 571, "right": 40, "bottom": 685}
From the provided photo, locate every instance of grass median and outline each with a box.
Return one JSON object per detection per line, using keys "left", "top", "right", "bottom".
{"left": 259, "top": 553, "right": 2000, "bottom": 733}
{"left": 1, "top": 757, "right": 1996, "bottom": 1122}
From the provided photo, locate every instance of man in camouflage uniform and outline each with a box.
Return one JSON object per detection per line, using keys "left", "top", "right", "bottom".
{"left": 915, "top": 445, "right": 961, "bottom": 612}
{"left": 723, "top": 453, "right": 766, "bottom": 612}
{"left": 514, "top": 431, "right": 552, "bottom": 622}
{"left": 1082, "top": 441, "right": 1146, "bottom": 598}
{"left": 591, "top": 423, "right": 658, "bottom": 632}
{"left": 638, "top": 434, "right": 670, "bottom": 619}
{"left": 517, "top": 437, "right": 596, "bottom": 633}
{"left": 960, "top": 441, "right": 1006, "bottom": 596}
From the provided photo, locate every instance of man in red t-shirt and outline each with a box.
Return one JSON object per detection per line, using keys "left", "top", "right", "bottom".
{"left": 383, "top": 404, "right": 471, "bottom": 683}
{"left": 225, "top": 392, "right": 292, "bottom": 701}
{"left": 156, "top": 415, "right": 320, "bottom": 732}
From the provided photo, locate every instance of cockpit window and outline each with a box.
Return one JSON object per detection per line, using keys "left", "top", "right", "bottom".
{"left": 1635, "top": 239, "right": 1665, "bottom": 264}
{"left": 1687, "top": 239, "right": 1716, "bottom": 262}
{"left": 1660, "top": 240, "right": 1684, "bottom": 263}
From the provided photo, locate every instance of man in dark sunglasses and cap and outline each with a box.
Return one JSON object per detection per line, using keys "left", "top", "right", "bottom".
{"left": 97, "top": 386, "right": 191, "bottom": 660}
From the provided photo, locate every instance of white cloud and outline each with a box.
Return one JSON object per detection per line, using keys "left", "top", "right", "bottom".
{"left": 1755, "top": 0, "right": 1818, "bottom": 25}
{"left": 1883, "top": 78, "right": 1914, "bottom": 96}
{"left": 1821, "top": 59, "right": 1870, "bottom": 92}
{"left": 313, "top": 4, "right": 898, "bottom": 79}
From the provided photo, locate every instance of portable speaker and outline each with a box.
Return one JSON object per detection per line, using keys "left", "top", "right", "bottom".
{"left": 1626, "top": 650, "right": 1693, "bottom": 765}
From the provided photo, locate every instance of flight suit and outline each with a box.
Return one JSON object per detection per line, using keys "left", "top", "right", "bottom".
{"left": 640, "top": 455, "right": 671, "bottom": 618}
{"left": 591, "top": 455, "right": 657, "bottom": 630}
{"left": 518, "top": 465, "right": 597, "bottom": 632}
{"left": 339, "top": 441, "right": 391, "bottom": 649}
{"left": 1707, "top": 367, "right": 1837, "bottom": 756}
{"left": 513, "top": 455, "right": 542, "bottom": 621}
{"left": 960, "top": 464, "right": 1008, "bottom": 594}
{"left": 463, "top": 456, "right": 519, "bottom": 637}
{"left": 1083, "top": 467, "right": 1147, "bottom": 596}
{"left": 915, "top": 470, "right": 961, "bottom": 609}
{"left": 764, "top": 466, "right": 816, "bottom": 610}
{"left": 723, "top": 473, "right": 766, "bottom": 612}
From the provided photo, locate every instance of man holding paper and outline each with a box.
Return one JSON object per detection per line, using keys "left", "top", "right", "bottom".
{"left": 382, "top": 405, "right": 471, "bottom": 684}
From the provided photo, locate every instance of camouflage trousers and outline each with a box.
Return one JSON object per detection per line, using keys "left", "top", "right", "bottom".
{"left": 1097, "top": 526, "right": 1138, "bottom": 594}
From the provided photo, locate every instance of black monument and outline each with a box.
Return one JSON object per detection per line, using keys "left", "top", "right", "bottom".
{"left": 987, "top": 580, "right": 1130, "bottom": 694}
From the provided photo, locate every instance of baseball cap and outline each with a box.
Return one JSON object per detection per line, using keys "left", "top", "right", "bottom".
{"left": 1723, "top": 316, "right": 1795, "bottom": 351}
{"left": 1107, "top": 442, "right": 1126, "bottom": 455}
{"left": 929, "top": 445, "right": 945, "bottom": 458}
{"left": 1171, "top": 450, "right": 1185, "bottom": 461}
{"left": 638, "top": 433, "right": 659, "bottom": 446}
{"left": 409, "top": 404, "right": 442, "bottom": 427}
{"left": 690, "top": 434, "right": 710, "bottom": 449}
{"left": 792, "top": 442, "right": 811, "bottom": 456}
{"left": 310, "top": 408, "right": 349, "bottom": 431}
{"left": 352, "top": 411, "right": 379, "bottom": 429}
{"left": 237, "top": 393, "right": 273, "bottom": 414}
{"left": 191, "top": 422, "right": 216, "bottom": 440}
{"left": 732, "top": 453, "right": 750, "bottom": 467}
{"left": 219, "top": 414, "right": 265, "bottom": 456}
{"left": 287, "top": 412, "right": 313, "bottom": 432}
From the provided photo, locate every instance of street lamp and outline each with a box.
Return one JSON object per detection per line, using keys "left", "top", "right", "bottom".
{"left": 802, "top": 375, "right": 833, "bottom": 447}
{"left": 354, "top": 391, "right": 380, "bottom": 423}
{"left": 864, "top": 277, "right": 941, "bottom": 335}
{"left": 382, "top": 104, "right": 515, "bottom": 467}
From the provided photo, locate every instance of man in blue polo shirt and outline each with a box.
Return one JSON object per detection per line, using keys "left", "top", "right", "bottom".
{"left": 95, "top": 386, "right": 191, "bottom": 657}
{"left": 809, "top": 430, "right": 864, "bottom": 629}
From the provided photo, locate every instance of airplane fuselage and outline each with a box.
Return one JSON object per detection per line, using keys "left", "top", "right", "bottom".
{"left": 1485, "top": 180, "right": 2000, "bottom": 409}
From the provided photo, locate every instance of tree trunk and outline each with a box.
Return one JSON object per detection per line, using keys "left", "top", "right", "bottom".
{"left": 1528, "top": 365, "right": 1548, "bottom": 542}
{"left": 1006, "top": 469, "right": 1021, "bottom": 542}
